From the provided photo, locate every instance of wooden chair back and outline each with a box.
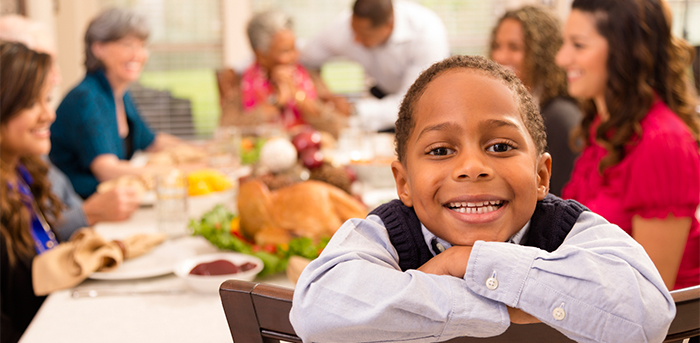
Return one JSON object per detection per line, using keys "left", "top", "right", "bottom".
{"left": 219, "top": 280, "right": 700, "bottom": 343}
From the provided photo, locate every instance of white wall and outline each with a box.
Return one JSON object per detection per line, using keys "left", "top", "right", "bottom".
{"left": 23, "top": 0, "right": 100, "bottom": 98}
{"left": 222, "top": 0, "right": 253, "bottom": 71}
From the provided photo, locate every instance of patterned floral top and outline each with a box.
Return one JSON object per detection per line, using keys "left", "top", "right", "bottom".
{"left": 240, "top": 62, "right": 318, "bottom": 129}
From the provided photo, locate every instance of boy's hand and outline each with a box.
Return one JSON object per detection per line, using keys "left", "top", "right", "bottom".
{"left": 507, "top": 307, "right": 541, "bottom": 324}
{"left": 417, "top": 245, "right": 472, "bottom": 278}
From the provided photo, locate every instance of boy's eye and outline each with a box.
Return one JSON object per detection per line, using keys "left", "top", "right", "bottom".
{"left": 487, "top": 143, "right": 513, "bottom": 153}
{"left": 428, "top": 147, "right": 454, "bottom": 156}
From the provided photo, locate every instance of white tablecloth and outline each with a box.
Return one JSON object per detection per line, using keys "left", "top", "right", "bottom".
{"left": 19, "top": 207, "right": 292, "bottom": 343}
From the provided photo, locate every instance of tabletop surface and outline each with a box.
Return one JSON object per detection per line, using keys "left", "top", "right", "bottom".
{"left": 19, "top": 206, "right": 293, "bottom": 343}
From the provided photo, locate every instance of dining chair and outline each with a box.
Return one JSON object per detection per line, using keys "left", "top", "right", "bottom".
{"left": 219, "top": 280, "right": 700, "bottom": 343}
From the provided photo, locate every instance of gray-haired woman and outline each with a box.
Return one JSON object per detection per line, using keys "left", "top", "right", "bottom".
{"left": 50, "top": 7, "right": 181, "bottom": 198}
{"left": 235, "top": 10, "right": 351, "bottom": 135}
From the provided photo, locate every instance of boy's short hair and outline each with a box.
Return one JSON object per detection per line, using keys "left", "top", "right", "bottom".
{"left": 395, "top": 55, "right": 546, "bottom": 163}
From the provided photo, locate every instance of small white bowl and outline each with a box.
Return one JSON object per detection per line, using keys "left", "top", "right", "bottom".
{"left": 187, "top": 188, "right": 237, "bottom": 218}
{"left": 174, "top": 253, "right": 263, "bottom": 293}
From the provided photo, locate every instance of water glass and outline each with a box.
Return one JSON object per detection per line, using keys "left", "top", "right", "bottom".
{"left": 156, "top": 169, "right": 189, "bottom": 238}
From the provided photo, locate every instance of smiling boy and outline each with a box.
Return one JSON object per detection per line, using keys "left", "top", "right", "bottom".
{"left": 290, "top": 55, "right": 674, "bottom": 343}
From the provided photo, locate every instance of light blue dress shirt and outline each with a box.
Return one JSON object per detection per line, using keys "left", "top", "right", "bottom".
{"left": 290, "top": 211, "right": 675, "bottom": 343}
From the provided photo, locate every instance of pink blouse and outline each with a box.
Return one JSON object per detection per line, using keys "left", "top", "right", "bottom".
{"left": 240, "top": 62, "right": 318, "bottom": 129}
{"left": 563, "top": 100, "right": 700, "bottom": 289}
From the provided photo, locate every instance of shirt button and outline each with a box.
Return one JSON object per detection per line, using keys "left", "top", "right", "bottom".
{"left": 485, "top": 277, "right": 499, "bottom": 290}
{"left": 435, "top": 242, "right": 446, "bottom": 253}
{"left": 552, "top": 307, "right": 566, "bottom": 321}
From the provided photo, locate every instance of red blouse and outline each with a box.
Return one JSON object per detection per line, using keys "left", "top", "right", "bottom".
{"left": 563, "top": 100, "right": 700, "bottom": 290}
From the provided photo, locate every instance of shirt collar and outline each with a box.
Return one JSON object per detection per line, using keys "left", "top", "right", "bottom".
{"left": 89, "top": 69, "right": 114, "bottom": 95}
{"left": 421, "top": 220, "right": 532, "bottom": 256}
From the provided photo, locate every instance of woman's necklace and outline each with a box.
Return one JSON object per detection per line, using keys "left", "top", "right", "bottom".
{"left": 15, "top": 170, "right": 59, "bottom": 254}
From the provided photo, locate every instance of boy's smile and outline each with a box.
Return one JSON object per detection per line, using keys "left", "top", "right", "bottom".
{"left": 391, "top": 70, "right": 551, "bottom": 246}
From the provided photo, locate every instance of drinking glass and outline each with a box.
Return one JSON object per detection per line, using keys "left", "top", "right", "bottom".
{"left": 156, "top": 169, "right": 189, "bottom": 238}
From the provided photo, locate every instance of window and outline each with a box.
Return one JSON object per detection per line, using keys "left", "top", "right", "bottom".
{"left": 104, "top": 0, "right": 223, "bottom": 139}
{"left": 103, "top": 0, "right": 700, "bottom": 138}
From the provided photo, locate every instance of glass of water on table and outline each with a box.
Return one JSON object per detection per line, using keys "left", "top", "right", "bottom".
{"left": 156, "top": 169, "right": 189, "bottom": 238}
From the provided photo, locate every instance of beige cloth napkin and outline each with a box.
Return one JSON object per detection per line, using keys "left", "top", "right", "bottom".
{"left": 32, "top": 228, "right": 167, "bottom": 296}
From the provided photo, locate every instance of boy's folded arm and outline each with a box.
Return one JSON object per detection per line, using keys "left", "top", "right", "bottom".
{"left": 463, "top": 211, "right": 675, "bottom": 343}
{"left": 290, "top": 216, "right": 512, "bottom": 343}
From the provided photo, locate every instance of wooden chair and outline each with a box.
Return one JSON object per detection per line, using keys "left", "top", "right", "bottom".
{"left": 220, "top": 280, "right": 700, "bottom": 343}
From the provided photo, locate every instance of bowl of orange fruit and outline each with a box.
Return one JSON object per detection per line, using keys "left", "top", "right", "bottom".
{"left": 187, "top": 169, "right": 237, "bottom": 218}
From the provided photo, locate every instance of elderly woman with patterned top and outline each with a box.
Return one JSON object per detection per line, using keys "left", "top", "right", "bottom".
{"left": 557, "top": 0, "right": 700, "bottom": 290}
{"left": 235, "top": 10, "right": 351, "bottom": 137}
{"left": 49, "top": 8, "right": 183, "bottom": 199}
{"left": 489, "top": 5, "right": 582, "bottom": 196}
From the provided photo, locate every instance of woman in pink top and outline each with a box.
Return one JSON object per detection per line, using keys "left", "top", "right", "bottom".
{"left": 557, "top": 0, "right": 700, "bottom": 290}
{"left": 239, "top": 10, "right": 350, "bottom": 135}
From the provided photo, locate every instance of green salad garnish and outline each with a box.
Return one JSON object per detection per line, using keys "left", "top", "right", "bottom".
{"left": 189, "top": 204, "right": 329, "bottom": 276}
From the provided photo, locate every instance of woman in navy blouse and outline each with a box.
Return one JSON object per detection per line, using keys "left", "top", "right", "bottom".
{"left": 50, "top": 8, "right": 180, "bottom": 198}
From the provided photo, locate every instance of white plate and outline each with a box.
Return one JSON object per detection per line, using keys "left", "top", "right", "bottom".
{"left": 90, "top": 240, "right": 189, "bottom": 280}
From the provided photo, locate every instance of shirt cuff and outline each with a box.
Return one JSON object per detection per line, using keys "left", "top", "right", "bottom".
{"left": 437, "top": 273, "right": 510, "bottom": 339}
{"left": 464, "top": 241, "right": 538, "bottom": 307}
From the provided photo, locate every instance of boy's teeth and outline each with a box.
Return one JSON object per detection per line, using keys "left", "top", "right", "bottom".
{"left": 448, "top": 200, "right": 503, "bottom": 214}
{"left": 449, "top": 200, "right": 502, "bottom": 208}
{"left": 453, "top": 206, "right": 499, "bottom": 214}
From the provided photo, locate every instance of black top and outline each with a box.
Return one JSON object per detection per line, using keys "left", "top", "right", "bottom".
{"left": 1, "top": 233, "right": 45, "bottom": 343}
{"left": 540, "top": 97, "right": 582, "bottom": 196}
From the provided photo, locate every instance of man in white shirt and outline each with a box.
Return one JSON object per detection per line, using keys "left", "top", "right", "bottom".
{"left": 300, "top": 0, "right": 450, "bottom": 132}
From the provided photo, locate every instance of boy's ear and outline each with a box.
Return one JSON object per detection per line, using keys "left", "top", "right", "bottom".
{"left": 391, "top": 160, "right": 413, "bottom": 207}
{"left": 536, "top": 152, "right": 552, "bottom": 200}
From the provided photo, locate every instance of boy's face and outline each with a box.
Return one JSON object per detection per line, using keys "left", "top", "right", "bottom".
{"left": 391, "top": 70, "right": 551, "bottom": 246}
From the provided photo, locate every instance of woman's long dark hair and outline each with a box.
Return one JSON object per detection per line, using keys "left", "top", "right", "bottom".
{"left": 571, "top": 0, "right": 700, "bottom": 172}
{"left": 0, "top": 41, "right": 63, "bottom": 265}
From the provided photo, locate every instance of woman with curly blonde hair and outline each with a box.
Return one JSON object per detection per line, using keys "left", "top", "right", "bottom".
{"left": 558, "top": 0, "right": 700, "bottom": 291}
{"left": 489, "top": 5, "right": 581, "bottom": 195}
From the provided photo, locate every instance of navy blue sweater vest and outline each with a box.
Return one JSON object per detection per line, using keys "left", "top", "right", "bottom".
{"left": 369, "top": 194, "right": 588, "bottom": 271}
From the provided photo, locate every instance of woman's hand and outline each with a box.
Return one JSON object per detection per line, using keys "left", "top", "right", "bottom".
{"left": 271, "top": 65, "right": 297, "bottom": 106}
{"left": 83, "top": 185, "right": 141, "bottom": 225}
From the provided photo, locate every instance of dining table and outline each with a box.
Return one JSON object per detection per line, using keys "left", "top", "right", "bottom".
{"left": 18, "top": 204, "right": 295, "bottom": 343}
{"left": 18, "top": 164, "right": 398, "bottom": 343}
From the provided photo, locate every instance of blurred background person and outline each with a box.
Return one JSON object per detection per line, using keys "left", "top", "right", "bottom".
{"left": 1, "top": 43, "right": 166, "bottom": 343}
{"left": 49, "top": 7, "right": 182, "bottom": 199}
{"left": 235, "top": 10, "right": 351, "bottom": 137}
{"left": 558, "top": 0, "right": 700, "bottom": 290}
{"left": 489, "top": 5, "right": 581, "bottom": 196}
{"left": 0, "top": 15, "right": 141, "bottom": 236}
{"left": 0, "top": 41, "right": 64, "bottom": 343}
{"left": 300, "top": 0, "right": 449, "bottom": 132}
